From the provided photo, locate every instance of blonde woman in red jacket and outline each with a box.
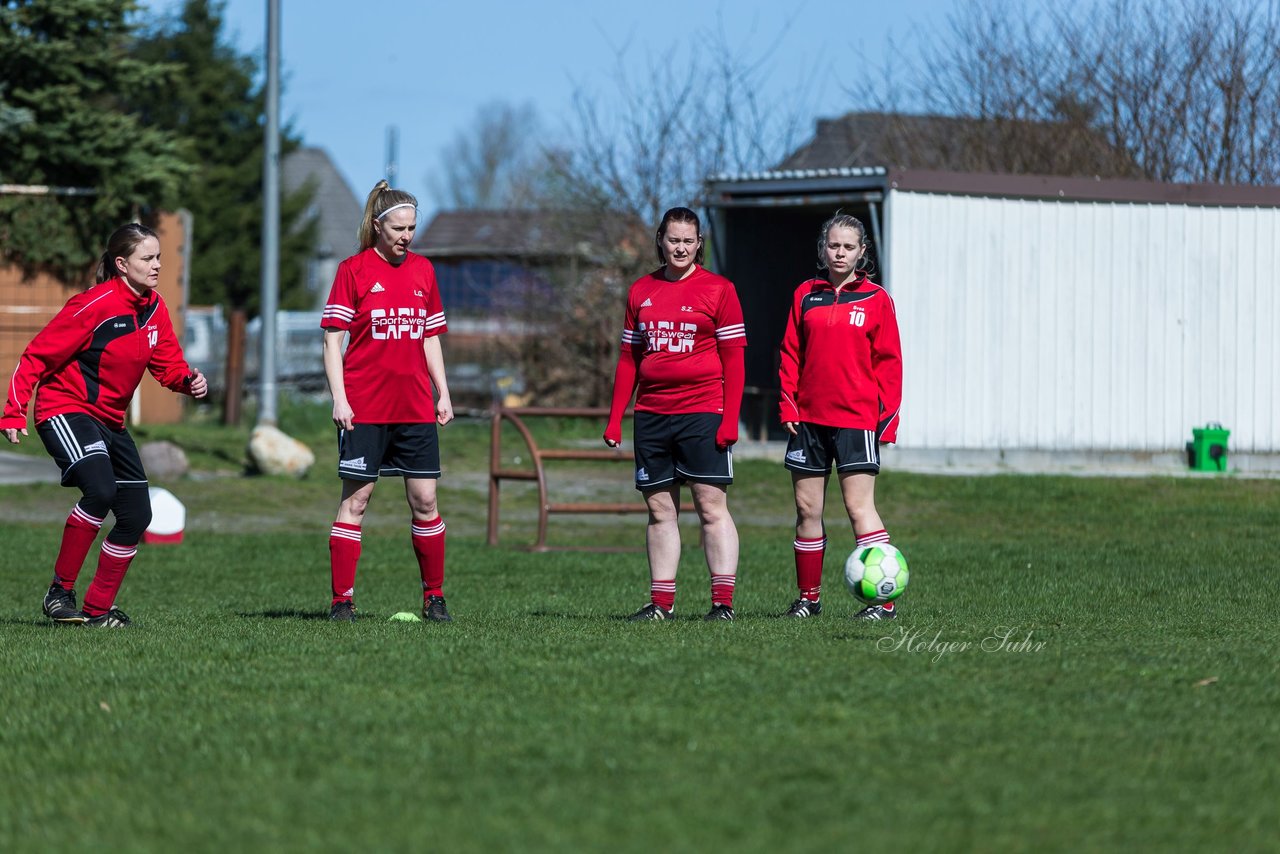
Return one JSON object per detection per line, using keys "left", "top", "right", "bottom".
{"left": 777, "top": 213, "right": 902, "bottom": 621}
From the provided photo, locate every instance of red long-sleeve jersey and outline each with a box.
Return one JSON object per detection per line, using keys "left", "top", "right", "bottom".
{"left": 618, "top": 265, "right": 747, "bottom": 414}
{"left": 778, "top": 276, "right": 902, "bottom": 442}
{"left": 2, "top": 277, "right": 194, "bottom": 431}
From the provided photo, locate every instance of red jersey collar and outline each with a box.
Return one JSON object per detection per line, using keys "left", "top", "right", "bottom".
{"left": 113, "top": 276, "right": 155, "bottom": 308}
{"left": 811, "top": 272, "right": 869, "bottom": 292}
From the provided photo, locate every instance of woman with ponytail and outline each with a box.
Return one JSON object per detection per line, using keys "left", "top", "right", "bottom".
{"left": 320, "top": 181, "right": 455, "bottom": 622}
{"left": 1, "top": 223, "right": 209, "bottom": 627}
{"left": 777, "top": 213, "right": 903, "bottom": 621}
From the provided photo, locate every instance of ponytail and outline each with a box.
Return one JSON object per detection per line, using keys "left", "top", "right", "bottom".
{"left": 358, "top": 180, "right": 418, "bottom": 250}
{"left": 96, "top": 223, "right": 159, "bottom": 283}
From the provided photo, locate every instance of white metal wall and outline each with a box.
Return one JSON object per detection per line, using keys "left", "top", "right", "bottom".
{"left": 886, "top": 191, "right": 1280, "bottom": 452}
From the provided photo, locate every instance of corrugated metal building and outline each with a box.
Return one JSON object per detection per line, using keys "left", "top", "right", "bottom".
{"left": 704, "top": 168, "right": 1280, "bottom": 457}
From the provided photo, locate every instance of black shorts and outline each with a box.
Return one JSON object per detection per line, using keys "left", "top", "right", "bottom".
{"left": 632, "top": 411, "right": 732, "bottom": 491}
{"left": 783, "top": 423, "right": 880, "bottom": 475}
{"left": 37, "top": 412, "right": 148, "bottom": 488}
{"left": 337, "top": 422, "right": 440, "bottom": 482}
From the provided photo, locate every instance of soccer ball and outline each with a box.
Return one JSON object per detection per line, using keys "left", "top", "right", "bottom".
{"left": 844, "top": 544, "right": 909, "bottom": 604}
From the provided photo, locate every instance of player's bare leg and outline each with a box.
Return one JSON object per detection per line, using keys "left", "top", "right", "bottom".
{"left": 839, "top": 470, "right": 897, "bottom": 618}
{"left": 330, "top": 478, "right": 376, "bottom": 620}
{"left": 838, "top": 471, "right": 883, "bottom": 537}
{"left": 336, "top": 478, "right": 376, "bottom": 525}
{"left": 644, "top": 485, "right": 681, "bottom": 581}
{"left": 404, "top": 477, "right": 450, "bottom": 621}
{"left": 690, "top": 482, "right": 737, "bottom": 576}
{"left": 792, "top": 472, "right": 828, "bottom": 539}
{"left": 629, "top": 485, "right": 680, "bottom": 620}
{"left": 785, "top": 473, "right": 830, "bottom": 617}
{"left": 691, "top": 482, "right": 738, "bottom": 620}
{"left": 404, "top": 476, "right": 439, "bottom": 522}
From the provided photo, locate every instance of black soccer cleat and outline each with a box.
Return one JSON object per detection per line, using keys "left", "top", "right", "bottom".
{"left": 329, "top": 600, "right": 357, "bottom": 622}
{"left": 627, "top": 602, "right": 674, "bottom": 622}
{"left": 422, "top": 595, "right": 453, "bottom": 623}
{"left": 852, "top": 604, "right": 897, "bottom": 621}
{"left": 782, "top": 597, "right": 822, "bottom": 619}
{"left": 703, "top": 604, "right": 735, "bottom": 621}
{"left": 84, "top": 607, "right": 132, "bottom": 628}
{"left": 42, "top": 583, "right": 87, "bottom": 624}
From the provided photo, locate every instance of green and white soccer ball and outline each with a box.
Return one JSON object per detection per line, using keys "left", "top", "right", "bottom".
{"left": 844, "top": 543, "right": 909, "bottom": 604}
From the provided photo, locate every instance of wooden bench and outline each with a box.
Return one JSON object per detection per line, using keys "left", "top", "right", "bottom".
{"left": 487, "top": 406, "right": 643, "bottom": 551}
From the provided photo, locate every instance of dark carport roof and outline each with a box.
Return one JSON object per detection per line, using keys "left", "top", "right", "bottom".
{"left": 706, "top": 167, "right": 1280, "bottom": 209}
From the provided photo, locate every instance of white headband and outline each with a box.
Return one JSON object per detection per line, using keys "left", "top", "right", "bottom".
{"left": 376, "top": 202, "right": 416, "bottom": 221}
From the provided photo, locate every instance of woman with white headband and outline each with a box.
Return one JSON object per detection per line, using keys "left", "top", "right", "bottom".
{"left": 320, "top": 180, "right": 455, "bottom": 622}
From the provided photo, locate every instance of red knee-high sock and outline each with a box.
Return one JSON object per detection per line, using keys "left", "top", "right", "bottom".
{"left": 411, "top": 517, "right": 446, "bottom": 598}
{"left": 329, "top": 523, "right": 362, "bottom": 604}
{"left": 856, "top": 529, "right": 894, "bottom": 610}
{"left": 710, "top": 573, "right": 736, "bottom": 608}
{"left": 53, "top": 504, "right": 105, "bottom": 588}
{"left": 794, "top": 535, "right": 826, "bottom": 601}
{"left": 651, "top": 579, "right": 676, "bottom": 611}
{"left": 82, "top": 540, "right": 136, "bottom": 616}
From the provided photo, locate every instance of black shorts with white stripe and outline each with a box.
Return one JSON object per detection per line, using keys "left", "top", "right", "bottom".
{"left": 783, "top": 423, "right": 880, "bottom": 475}
{"left": 36, "top": 412, "right": 148, "bottom": 488}
{"left": 337, "top": 422, "right": 441, "bottom": 482}
{"left": 632, "top": 411, "right": 732, "bottom": 491}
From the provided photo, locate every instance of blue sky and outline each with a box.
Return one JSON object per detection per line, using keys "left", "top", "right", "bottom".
{"left": 142, "top": 0, "right": 952, "bottom": 213}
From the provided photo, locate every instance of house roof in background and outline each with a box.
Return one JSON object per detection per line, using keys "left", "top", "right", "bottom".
{"left": 283, "top": 147, "right": 361, "bottom": 259}
{"left": 774, "top": 111, "right": 1138, "bottom": 178}
{"left": 776, "top": 112, "right": 967, "bottom": 171}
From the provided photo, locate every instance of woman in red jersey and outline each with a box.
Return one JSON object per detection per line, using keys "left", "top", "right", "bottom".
{"left": 604, "top": 207, "right": 747, "bottom": 621}
{"left": 778, "top": 212, "right": 903, "bottom": 621}
{"left": 2, "top": 223, "right": 209, "bottom": 627}
{"left": 321, "top": 181, "right": 454, "bottom": 623}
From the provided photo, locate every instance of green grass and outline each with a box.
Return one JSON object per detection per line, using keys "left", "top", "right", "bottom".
{"left": 2, "top": 414, "right": 1279, "bottom": 851}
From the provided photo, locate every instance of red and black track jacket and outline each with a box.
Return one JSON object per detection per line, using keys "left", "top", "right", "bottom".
{"left": 2, "top": 277, "right": 194, "bottom": 431}
{"left": 778, "top": 276, "right": 902, "bottom": 442}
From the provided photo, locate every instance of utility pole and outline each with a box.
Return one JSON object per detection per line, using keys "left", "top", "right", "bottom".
{"left": 257, "top": 0, "right": 281, "bottom": 426}
{"left": 386, "top": 125, "right": 399, "bottom": 187}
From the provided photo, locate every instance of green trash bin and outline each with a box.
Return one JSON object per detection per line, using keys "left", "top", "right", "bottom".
{"left": 1187, "top": 423, "right": 1230, "bottom": 472}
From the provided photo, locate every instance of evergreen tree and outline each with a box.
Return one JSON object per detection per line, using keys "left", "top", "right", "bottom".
{"left": 130, "top": 0, "right": 316, "bottom": 313}
{"left": 0, "top": 0, "right": 191, "bottom": 282}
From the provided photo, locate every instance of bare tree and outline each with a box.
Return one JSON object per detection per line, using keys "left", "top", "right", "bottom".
{"left": 427, "top": 100, "right": 545, "bottom": 209}
{"left": 550, "top": 24, "right": 813, "bottom": 227}
{"left": 426, "top": 22, "right": 813, "bottom": 407}
{"left": 496, "top": 26, "right": 813, "bottom": 407}
{"left": 876, "top": 0, "right": 1280, "bottom": 184}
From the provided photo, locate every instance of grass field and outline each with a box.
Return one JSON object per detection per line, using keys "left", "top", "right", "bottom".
{"left": 2, "top": 412, "right": 1278, "bottom": 851}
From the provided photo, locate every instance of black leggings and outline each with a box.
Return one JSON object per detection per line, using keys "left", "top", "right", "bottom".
{"left": 67, "top": 456, "right": 152, "bottom": 546}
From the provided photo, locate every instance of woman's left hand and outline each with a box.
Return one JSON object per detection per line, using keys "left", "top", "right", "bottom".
{"left": 436, "top": 393, "right": 454, "bottom": 426}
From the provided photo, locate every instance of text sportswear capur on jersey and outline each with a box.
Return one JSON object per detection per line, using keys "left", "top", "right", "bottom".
{"left": 321, "top": 249, "right": 447, "bottom": 424}
{"left": 619, "top": 265, "right": 747, "bottom": 414}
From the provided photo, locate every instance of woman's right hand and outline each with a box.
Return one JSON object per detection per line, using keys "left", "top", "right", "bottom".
{"left": 3, "top": 427, "right": 25, "bottom": 444}
{"left": 332, "top": 401, "right": 355, "bottom": 431}
{"left": 783, "top": 421, "right": 799, "bottom": 436}
{"left": 603, "top": 423, "right": 621, "bottom": 448}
